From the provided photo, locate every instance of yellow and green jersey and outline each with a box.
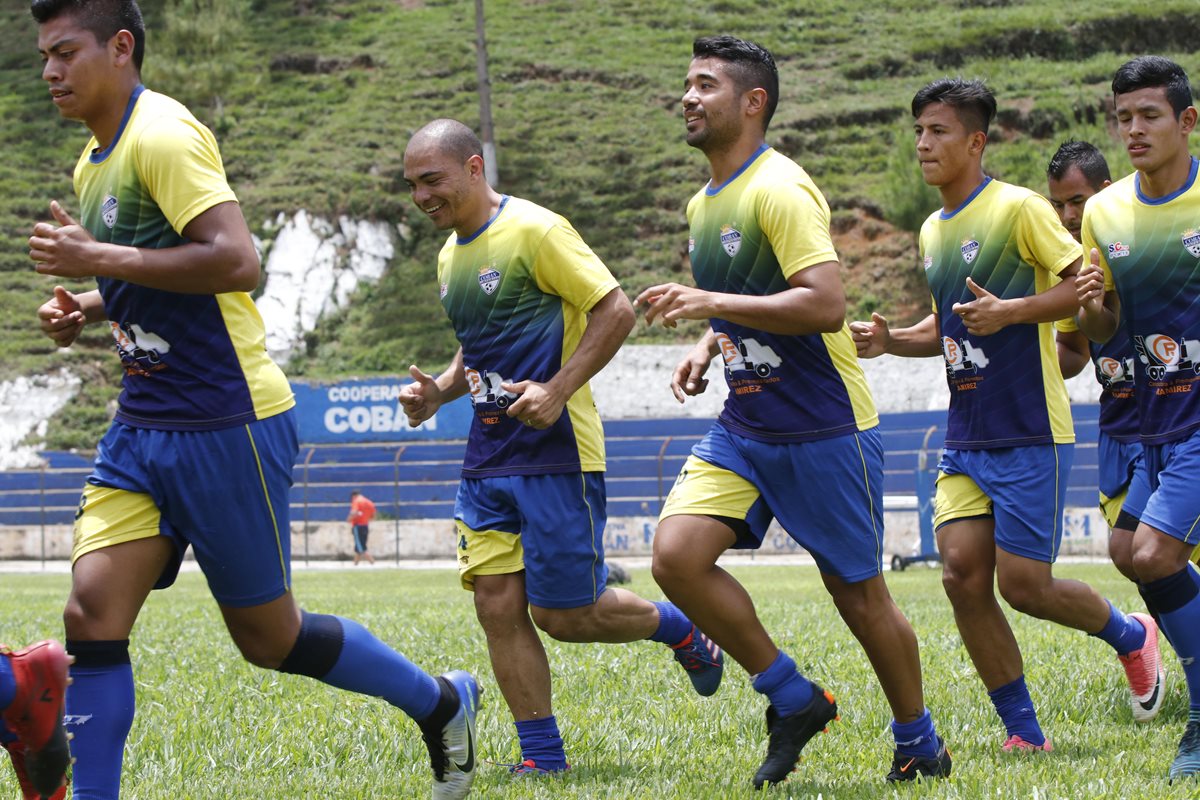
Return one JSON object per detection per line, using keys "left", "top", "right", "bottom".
{"left": 921, "top": 178, "right": 1080, "bottom": 449}
{"left": 687, "top": 145, "right": 877, "bottom": 442}
{"left": 1083, "top": 157, "right": 1200, "bottom": 445}
{"left": 74, "top": 85, "right": 292, "bottom": 431}
{"left": 437, "top": 195, "right": 615, "bottom": 477}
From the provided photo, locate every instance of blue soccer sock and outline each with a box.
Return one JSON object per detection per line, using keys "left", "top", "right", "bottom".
{"left": 988, "top": 675, "right": 1045, "bottom": 746}
{"left": 751, "top": 650, "right": 814, "bottom": 717}
{"left": 892, "top": 708, "right": 940, "bottom": 758}
{"left": 647, "top": 601, "right": 693, "bottom": 646}
{"left": 1090, "top": 600, "right": 1147, "bottom": 656}
{"left": 65, "top": 639, "right": 135, "bottom": 800}
{"left": 1142, "top": 567, "right": 1200, "bottom": 714}
{"left": 0, "top": 652, "right": 14, "bottom": 711}
{"left": 515, "top": 715, "right": 568, "bottom": 770}
{"left": 278, "top": 612, "right": 441, "bottom": 721}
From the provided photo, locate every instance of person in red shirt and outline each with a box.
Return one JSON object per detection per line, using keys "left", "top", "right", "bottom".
{"left": 348, "top": 491, "right": 377, "bottom": 565}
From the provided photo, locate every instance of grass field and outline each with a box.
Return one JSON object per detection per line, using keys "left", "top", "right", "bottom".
{"left": 2, "top": 562, "right": 1196, "bottom": 798}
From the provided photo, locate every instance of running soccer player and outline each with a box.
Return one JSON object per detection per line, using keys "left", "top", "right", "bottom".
{"left": 29, "top": 3, "right": 477, "bottom": 798}
{"left": 399, "top": 118, "right": 724, "bottom": 777}
{"left": 850, "top": 77, "right": 1160, "bottom": 752}
{"left": 1075, "top": 55, "right": 1200, "bottom": 780}
{"left": 1, "top": 640, "right": 70, "bottom": 799}
{"left": 639, "top": 36, "right": 950, "bottom": 787}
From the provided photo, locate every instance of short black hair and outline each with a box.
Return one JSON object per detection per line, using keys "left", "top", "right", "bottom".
{"left": 1112, "top": 56, "right": 1194, "bottom": 118}
{"left": 31, "top": 0, "right": 145, "bottom": 73}
{"left": 1047, "top": 139, "right": 1111, "bottom": 190}
{"left": 692, "top": 35, "right": 779, "bottom": 132}
{"left": 408, "top": 118, "right": 484, "bottom": 163}
{"left": 911, "top": 77, "right": 996, "bottom": 135}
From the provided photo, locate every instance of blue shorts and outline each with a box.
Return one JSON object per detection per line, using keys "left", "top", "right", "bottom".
{"left": 1122, "top": 427, "right": 1200, "bottom": 545}
{"left": 1098, "top": 431, "right": 1142, "bottom": 500}
{"left": 934, "top": 444, "right": 1073, "bottom": 562}
{"left": 75, "top": 411, "right": 298, "bottom": 607}
{"left": 454, "top": 472, "right": 609, "bottom": 609}
{"left": 661, "top": 423, "right": 885, "bottom": 583}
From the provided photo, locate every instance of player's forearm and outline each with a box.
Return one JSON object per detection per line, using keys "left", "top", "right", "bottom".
{"left": 887, "top": 313, "right": 942, "bottom": 357}
{"left": 91, "top": 238, "right": 260, "bottom": 294}
{"left": 1004, "top": 275, "right": 1081, "bottom": 325}
{"left": 547, "top": 288, "right": 635, "bottom": 399}
{"left": 78, "top": 290, "right": 108, "bottom": 324}
{"left": 708, "top": 286, "right": 845, "bottom": 335}
{"left": 1078, "top": 297, "right": 1118, "bottom": 344}
{"left": 1056, "top": 330, "right": 1090, "bottom": 379}
{"left": 436, "top": 348, "right": 470, "bottom": 401}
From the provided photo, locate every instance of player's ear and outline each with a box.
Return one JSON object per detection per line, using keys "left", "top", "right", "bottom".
{"left": 465, "top": 154, "right": 486, "bottom": 182}
{"left": 1179, "top": 105, "right": 1198, "bottom": 136}
{"left": 744, "top": 87, "right": 768, "bottom": 120}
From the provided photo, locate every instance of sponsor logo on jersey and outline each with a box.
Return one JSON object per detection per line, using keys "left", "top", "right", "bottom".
{"left": 1096, "top": 355, "right": 1132, "bottom": 385}
{"left": 101, "top": 195, "right": 118, "bottom": 229}
{"left": 720, "top": 224, "right": 742, "bottom": 257}
{"left": 688, "top": 237, "right": 695, "bottom": 254}
{"left": 478, "top": 265, "right": 501, "bottom": 295}
{"left": 960, "top": 238, "right": 980, "bottom": 264}
{"left": 923, "top": 255, "right": 934, "bottom": 270}
{"left": 1108, "top": 241, "right": 1131, "bottom": 259}
{"left": 1183, "top": 229, "right": 1200, "bottom": 258}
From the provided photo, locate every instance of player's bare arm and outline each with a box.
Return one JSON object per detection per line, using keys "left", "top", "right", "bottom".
{"left": 37, "top": 285, "right": 106, "bottom": 348}
{"left": 637, "top": 261, "right": 845, "bottom": 335}
{"left": 952, "top": 259, "right": 1082, "bottom": 336}
{"left": 670, "top": 329, "right": 718, "bottom": 403}
{"left": 503, "top": 286, "right": 634, "bottom": 429}
{"left": 1056, "top": 328, "right": 1091, "bottom": 379}
{"left": 30, "top": 200, "right": 260, "bottom": 294}
{"left": 1075, "top": 248, "right": 1119, "bottom": 343}
{"left": 399, "top": 348, "right": 468, "bottom": 427}
{"left": 850, "top": 311, "right": 941, "bottom": 358}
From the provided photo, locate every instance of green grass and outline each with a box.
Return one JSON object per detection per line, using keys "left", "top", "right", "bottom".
{"left": 3, "top": 563, "right": 1196, "bottom": 798}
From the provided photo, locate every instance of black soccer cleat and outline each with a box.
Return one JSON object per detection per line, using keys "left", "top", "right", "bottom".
{"left": 887, "top": 737, "right": 952, "bottom": 782}
{"left": 752, "top": 687, "right": 838, "bottom": 789}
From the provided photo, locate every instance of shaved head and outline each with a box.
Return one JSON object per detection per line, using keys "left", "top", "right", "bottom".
{"left": 406, "top": 118, "right": 483, "bottom": 163}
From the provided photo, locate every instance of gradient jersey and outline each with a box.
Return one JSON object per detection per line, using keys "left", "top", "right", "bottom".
{"left": 1083, "top": 158, "right": 1200, "bottom": 445}
{"left": 74, "top": 86, "right": 292, "bottom": 431}
{"left": 437, "top": 196, "right": 615, "bottom": 477}
{"left": 921, "top": 178, "right": 1080, "bottom": 449}
{"left": 1056, "top": 315, "right": 1139, "bottom": 441}
{"left": 688, "top": 145, "right": 877, "bottom": 443}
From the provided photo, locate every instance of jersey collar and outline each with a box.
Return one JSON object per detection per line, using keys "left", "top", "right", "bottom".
{"left": 705, "top": 142, "right": 770, "bottom": 197}
{"left": 1135, "top": 156, "right": 1198, "bottom": 206}
{"left": 89, "top": 84, "right": 145, "bottom": 165}
{"left": 456, "top": 195, "right": 510, "bottom": 245}
{"left": 938, "top": 176, "right": 992, "bottom": 220}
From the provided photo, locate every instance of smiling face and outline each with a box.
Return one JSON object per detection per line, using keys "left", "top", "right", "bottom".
{"left": 913, "top": 102, "right": 983, "bottom": 189}
{"left": 682, "top": 57, "right": 745, "bottom": 152}
{"left": 1115, "top": 85, "right": 1196, "bottom": 176}
{"left": 1047, "top": 165, "right": 1101, "bottom": 242}
{"left": 37, "top": 12, "right": 116, "bottom": 125}
{"left": 402, "top": 140, "right": 486, "bottom": 237}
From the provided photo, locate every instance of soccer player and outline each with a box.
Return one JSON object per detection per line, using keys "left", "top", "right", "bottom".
{"left": 1, "top": 640, "right": 70, "bottom": 799}
{"left": 348, "top": 490, "right": 377, "bottom": 565}
{"left": 850, "top": 78, "right": 1161, "bottom": 752}
{"left": 399, "top": 118, "right": 724, "bottom": 776}
{"left": 639, "top": 36, "right": 950, "bottom": 787}
{"left": 29, "top": 2, "right": 477, "bottom": 797}
{"left": 1075, "top": 55, "right": 1200, "bottom": 779}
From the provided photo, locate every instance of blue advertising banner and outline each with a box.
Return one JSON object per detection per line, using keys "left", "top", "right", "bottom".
{"left": 290, "top": 378, "right": 473, "bottom": 443}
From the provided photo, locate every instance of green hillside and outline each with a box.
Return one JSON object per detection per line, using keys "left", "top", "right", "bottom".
{"left": 2, "top": 0, "right": 1196, "bottom": 448}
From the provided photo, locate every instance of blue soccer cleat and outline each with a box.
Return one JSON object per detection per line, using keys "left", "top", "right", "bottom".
{"left": 420, "top": 670, "right": 480, "bottom": 800}
{"left": 1170, "top": 720, "right": 1200, "bottom": 783}
{"left": 671, "top": 625, "right": 724, "bottom": 697}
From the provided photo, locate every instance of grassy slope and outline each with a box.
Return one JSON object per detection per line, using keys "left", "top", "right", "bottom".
{"left": 1, "top": 0, "right": 1198, "bottom": 446}
{"left": 3, "top": 563, "right": 1192, "bottom": 797}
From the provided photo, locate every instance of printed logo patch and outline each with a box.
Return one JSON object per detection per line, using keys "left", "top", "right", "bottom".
{"left": 478, "top": 265, "right": 501, "bottom": 295}
{"left": 720, "top": 224, "right": 742, "bottom": 257}
{"left": 1184, "top": 229, "right": 1200, "bottom": 258}
{"left": 960, "top": 238, "right": 980, "bottom": 264}
{"left": 1097, "top": 356, "right": 1132, "bottom": 384}
{"left": 688, "top": 237, "right": 695, "bottom": 254}
{"left": 923, "top": 255, "right": 933, "bottom": 270}
{"left": 439, "top": 282, "right": 448, "bottom": 299}
{"left": 101, "top": 195, "right": 118, "bottom": 229}
{"left": 1108, "top": 241, "right": 1131, "bottom": 259}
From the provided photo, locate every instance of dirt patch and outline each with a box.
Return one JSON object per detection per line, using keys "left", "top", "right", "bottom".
{"left": 832, "top": 208, "right": 928, "bottom": 326}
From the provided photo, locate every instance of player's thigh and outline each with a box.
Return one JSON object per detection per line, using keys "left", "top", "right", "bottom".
{"left": 1139, "top": 432, "right": 1200, "bottom": 551}
{"left": 67, "top": 532, "right": 175, "bottom": 639}
{"left": 455, "top": 476, "right": 525, "bottom": 592}
{"left": 659, "top": 453, "right": 770, "bottom": 555}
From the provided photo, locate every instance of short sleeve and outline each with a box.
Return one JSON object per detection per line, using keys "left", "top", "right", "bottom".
{"left": 757, "top": 179, "right": 838, "bottom": 279}
{"left": 1017, "top": 194, "right": 1082, "bottom": 277}
{"left": 134, "top": 115, "right": 238, "bottom": 234}
{"left": 532, "top": 222, "right": 620, "bottom": 311}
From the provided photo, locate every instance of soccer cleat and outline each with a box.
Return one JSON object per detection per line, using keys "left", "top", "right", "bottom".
{"left": 1119, "top": 612, "right": 1165, "bottom": 723}
{"left": 671, "top": 626, "right": 724, "bottom": 697}
{"left": 1169, "top": 720, "right": 1200, "bottom": 782}
{"left": 752, "top": 688, "right": 838, "bottom": 789}
{"left": 1001, "top": 734, "right": 1053, "bottom": 753}
{"left": 419, "top": 671, "right": 479, "bottom": 800}
{"left": 508, "top": 758, "right": 569, "bottom": 777}
{"left": 3, "top": 740, "right": 67, "bottom": 800}
{"left": 886, "top": 737, "right": 952, "bottom": 782}
{"left": 1, "top": 641, "right": 71, "bottom": 799}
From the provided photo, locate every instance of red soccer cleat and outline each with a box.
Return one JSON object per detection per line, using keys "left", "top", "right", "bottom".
{"left": 2, "top": 641, "right": 71, "bottom": 799}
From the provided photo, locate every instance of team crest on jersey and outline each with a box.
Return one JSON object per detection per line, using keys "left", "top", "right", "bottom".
{"left": 101, "top": 195, "right": 118, "bottom": 229}
{"left": 1108, "top": 241, "right": 1131, "bottom": 259}
{"left": 1183, "top": 229, "right": 1200, "bottom": 258}
{"left": 960, "top": 238, "right": 980, "bottom": 264}
{"left": 477, "top": 265, "right": 501, "bottom": 295}
{"left": 923, "top": 255, "right": 933, "bottom": 271}
{"left": 720, "top": 225, "right": 742, "bottom": 257}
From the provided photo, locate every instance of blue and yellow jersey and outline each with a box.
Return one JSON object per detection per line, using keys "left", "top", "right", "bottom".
{"left": 1056, "top": 315, "right": 1139, "bottom": 441}
{"left": 1083, "top": 158, "right": 1200, "bottom": 445}
{"left": 921, "top": 178, "right": 1080, "bottom": 449}
{"left": 437, "top": 195, "right": 616, "bottom": 477}
{"left": 74, "top": 86, "right": 292, "bottom": 432}
{"left": 687, "top": 145, "right": 878, "bottom": 442}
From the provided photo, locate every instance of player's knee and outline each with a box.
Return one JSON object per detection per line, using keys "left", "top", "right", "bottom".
{"left": 995, "top": 575, "right": 1045, "bottom": 615}
{"left": 63, "top": 588, "right": 111, "bottom": 639}
{"left": 530, "top": 606, "right": 587, "bottom": 642}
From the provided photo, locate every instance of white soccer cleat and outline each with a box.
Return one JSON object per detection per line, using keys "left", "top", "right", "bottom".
{"left": 420, "top": 670, "right": 480, "bottom": 800}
